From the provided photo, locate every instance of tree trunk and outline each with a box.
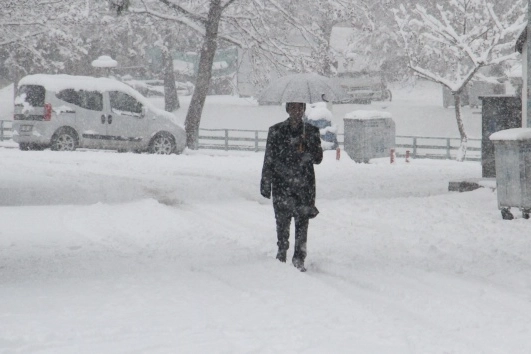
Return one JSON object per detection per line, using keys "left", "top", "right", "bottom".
{"left": 162, "top": 48, "right": 179, "bottom": 112}
{"left": 184, "top": 0, "right": 223, "bottom": 149}
{"left": 13, "top": 74, "right": 20, "bottom": 102}
{"left": 11, "top": 51, "right": 22, "bottom": 102}
{"left": 320, "top": 24, "right": 333, "bottom": 77}
{"left": 453, "top": 92, "right": 468, "bottom": 161}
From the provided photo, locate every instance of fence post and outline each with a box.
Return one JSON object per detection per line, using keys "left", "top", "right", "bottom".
{"left": 255, "top": 131, "right": 259, "bottom": 152}
{"left": 446, "top": 138, "right": 451, "bottom": 159}
{"left": 0, "top": 121, "right": 3, "bottom": 141}
{"left": 412, "top": 137, "right": 417, "bottom": 158}
{"left": 224, "top": 129, "right": 229, "bottom": 151}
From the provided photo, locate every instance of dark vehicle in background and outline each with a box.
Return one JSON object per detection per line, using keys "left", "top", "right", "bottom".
{"left": 334, "top": 73, "right": 391, "bottom": 104}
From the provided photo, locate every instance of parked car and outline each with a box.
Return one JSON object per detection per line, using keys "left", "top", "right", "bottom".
{"left": 12, "top": 74, "right": 186, "bottom": 154}
{"left": 304, "top": 102, "right": 338, "bottom": 150}
{"left": 334, "top": 73, "right": 391, "bottom": 104}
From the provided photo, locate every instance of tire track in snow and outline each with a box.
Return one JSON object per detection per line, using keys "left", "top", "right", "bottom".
{"left": 307, "top": 261, "right": 530, "bottom": 353}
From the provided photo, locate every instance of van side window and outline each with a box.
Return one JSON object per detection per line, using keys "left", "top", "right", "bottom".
{"left": 56, "top": 89, "right": 80, "bottom": 106}
{"left": 109, "top": 91, "right": 143, "bottom": 116}
{"left": 80, "top": 91, "right": 103, "bottom": 111}
{"left": 56, "top": 89, "right": 103, "bottom": 111}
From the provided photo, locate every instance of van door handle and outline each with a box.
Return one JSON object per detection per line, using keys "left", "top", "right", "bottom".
{"left": 107, "top": 115, "right": 112, "bottom": 124}
{"left": 101, "top": 115, "right": 106, "bottom": 124}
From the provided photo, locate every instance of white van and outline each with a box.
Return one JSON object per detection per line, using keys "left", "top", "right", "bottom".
{"left": 12, "top": 74, "right": 186, "bottom": 154}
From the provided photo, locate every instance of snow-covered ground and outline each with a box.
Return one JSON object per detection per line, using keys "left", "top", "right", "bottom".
{"left": 1, "top": 81, "right": 531, "bottom": 353}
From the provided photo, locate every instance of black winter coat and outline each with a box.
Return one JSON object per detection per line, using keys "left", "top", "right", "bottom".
{"left": 261, "top": 118, "right": 323, "bottom": 217}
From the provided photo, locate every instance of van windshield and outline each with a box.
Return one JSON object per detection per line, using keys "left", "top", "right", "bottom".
{"left": 17, "top": 85, "right": 45, "bottom": 107}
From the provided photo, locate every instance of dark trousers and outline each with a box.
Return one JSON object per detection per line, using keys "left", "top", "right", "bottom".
{"left": 274, "top": 209, "right": 309, "bottom": 261}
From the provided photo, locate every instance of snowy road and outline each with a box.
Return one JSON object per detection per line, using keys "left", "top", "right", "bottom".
{"left": 1, "top": 148, "right": 531, "bottom": 353}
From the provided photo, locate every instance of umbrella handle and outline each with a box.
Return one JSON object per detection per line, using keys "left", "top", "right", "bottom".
{"left": 299, "top": 131, "right": 305, "bottom": 152}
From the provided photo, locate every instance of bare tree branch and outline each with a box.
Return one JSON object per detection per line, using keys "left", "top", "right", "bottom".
{"left": 129, "top": 6, "right": 206, "bottom": 35}
{"left": 155, "top": 0, "right": 207, "bottom": 24}
{"left": 221, "top": 0, "right": 238, "bottom": 11}
{"left": 0, "top": 30, "right": 46, "bottom": 47}
{"left": 1, "top": 21, "right": 45, "bottom": 26}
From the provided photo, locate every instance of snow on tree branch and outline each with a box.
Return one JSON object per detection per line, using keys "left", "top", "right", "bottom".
{"left": 155, "top": 0, "right": 208, "bottom": 24}
{"left": 130, "top": 2, "right": 206, "bottom": 35}
{"left": 221, "top": 0, "right": 238, "bottom": 11}
{"left": 394, "top": 0, "right": 526, "bottom": 161}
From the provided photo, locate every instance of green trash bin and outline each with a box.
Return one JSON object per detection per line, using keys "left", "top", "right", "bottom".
{"left": 490, "top": 128, "right": 531, "bottom": 220}
{"left": 343, "top": 110, "right": 395, "bottom": 163}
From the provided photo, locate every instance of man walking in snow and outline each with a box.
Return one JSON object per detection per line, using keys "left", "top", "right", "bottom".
{"left": 260, "top": 102, "right": 323, "bottom": 272}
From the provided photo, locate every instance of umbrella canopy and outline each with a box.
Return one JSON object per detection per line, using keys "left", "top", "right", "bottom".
{"left": 257, "top": 73, "right": 350, "bottom": 104}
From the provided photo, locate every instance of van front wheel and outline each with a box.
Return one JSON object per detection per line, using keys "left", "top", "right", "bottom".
{"left": 51, "top": 129, "right": 77, "bottom": 151}
{"left": 149, "top": 133, "right": 176, "bottom": 155}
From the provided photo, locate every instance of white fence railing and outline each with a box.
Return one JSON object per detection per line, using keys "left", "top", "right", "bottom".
{"left": 197, "top": 128, "right": 481, "bottom": 161}
{"left": 0, "top": 120, "right": 481, "bottom": 161}
{"left": 393, "top": 135, "right": 481, "bottom": 161}
{"left": 199, "top": 128, "right": 268, "bottom": 152}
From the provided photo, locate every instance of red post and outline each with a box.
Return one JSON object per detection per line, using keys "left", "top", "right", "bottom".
{"left": 390, "top": 148, "right": 395, "bottom": 164}
{"left": 406, "top": 150, "right": 410, "bottom": 163}
{"left": 336, "top": 147, "right": 340, "bottom": 160}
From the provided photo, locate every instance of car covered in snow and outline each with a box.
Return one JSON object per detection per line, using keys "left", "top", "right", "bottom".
{"left": 12, "top": 74, "right": 186, "bottom": 154}
{"left": 334, "top": 73, "right": 391, "bottom": 104}
{"left": 304, "top": 102, "right": 338, "bottom": 150}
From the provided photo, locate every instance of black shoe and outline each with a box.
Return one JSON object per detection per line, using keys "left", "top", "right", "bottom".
{"left": 292, "top": 258, "right": 306, "bottom": 272}
{"left": 276, "top": 249, "right": 287, "bottom": 263}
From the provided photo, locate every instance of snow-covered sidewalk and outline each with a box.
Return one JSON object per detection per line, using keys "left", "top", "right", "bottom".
{"left": 1, "top": 148, "right": 531, "bottom": 353}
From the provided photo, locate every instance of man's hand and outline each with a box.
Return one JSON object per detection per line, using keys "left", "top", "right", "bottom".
{"left": 290, "top": 135, "right": 305, "bottom": 147}
{"left": 260, "top": 179, "right": 271, "bottom": 199}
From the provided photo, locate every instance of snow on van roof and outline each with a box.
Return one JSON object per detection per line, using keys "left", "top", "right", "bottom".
{"left": 19, "top": 74, "right": 137, "bottom": 93}
{"left": 18, "top": 74, "right": 179, "bottom": 123}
